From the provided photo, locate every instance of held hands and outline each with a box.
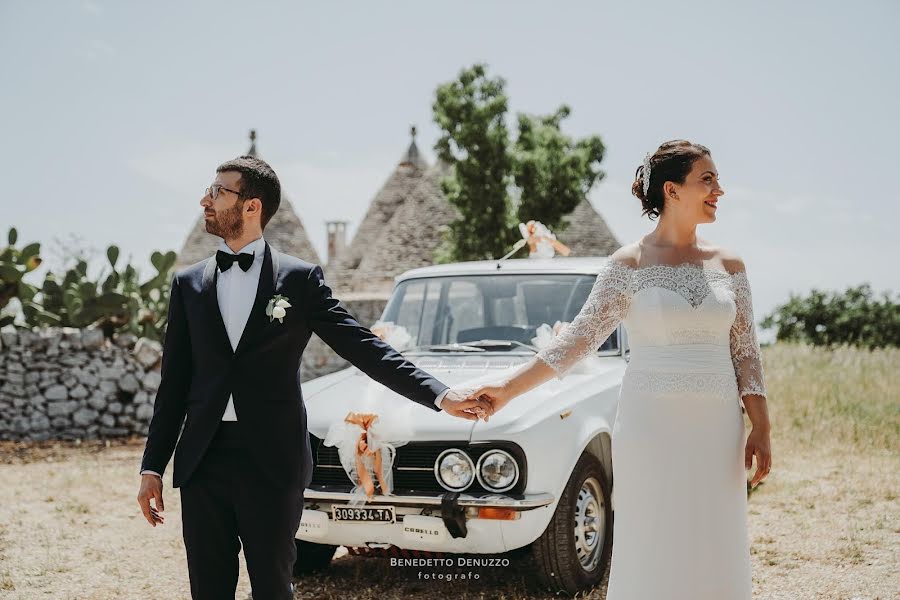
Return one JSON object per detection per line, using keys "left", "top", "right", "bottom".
{"left": 442, "top": 382, "right": 514, "bottom": 422}
{"left": 464, "top": 382, "right": 515, "bottom": 422}
{"left": 137, "top": 474, "right": 165, "bottom": 527}
{"left": 440, "top": 388, "right": 495, "bottom": 421}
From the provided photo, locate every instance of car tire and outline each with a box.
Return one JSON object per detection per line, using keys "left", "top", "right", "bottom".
{"left": 530, "top": 452, "right": 613, "bottom": 595}
{"left": 292, "top": 539, "right": 338, "bottom": 576}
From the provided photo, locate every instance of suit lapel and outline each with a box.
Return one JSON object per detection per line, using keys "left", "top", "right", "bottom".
{"left": 234, "top": 241, "right": 279, "bottom": 356}
{"left": 201, "top": 257, "right": 234, "bottom": 356}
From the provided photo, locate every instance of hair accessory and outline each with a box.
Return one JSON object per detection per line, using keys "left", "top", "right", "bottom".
{"left": 642, "top": 153, "right": 652, "bottom": 196}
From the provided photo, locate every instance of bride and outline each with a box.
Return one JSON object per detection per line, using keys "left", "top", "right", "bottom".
{"left": 466, "top": 140, "right": 772, "bottom": 599}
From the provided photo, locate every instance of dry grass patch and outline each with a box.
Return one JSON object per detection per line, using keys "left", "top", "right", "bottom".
{"left": 761, "top": 344, "right": 899, "bottom": 453}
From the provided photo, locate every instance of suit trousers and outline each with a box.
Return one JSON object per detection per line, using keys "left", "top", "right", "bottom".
{"left": 180, "top": 422, "right": 304, "bottom": 600}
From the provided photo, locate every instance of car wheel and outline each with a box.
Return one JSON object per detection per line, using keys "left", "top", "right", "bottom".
{"left": 292, "top": 539, "right": 337, "bottom": 576}
{"left": 530, "top": 452, "right": 613, "bottom": 595}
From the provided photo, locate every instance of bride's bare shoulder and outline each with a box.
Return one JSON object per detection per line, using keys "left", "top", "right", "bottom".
{"left": 709, "top": 245, "right": 746, "bottom": 274}
{"left": 609, "top": 243, "right": 641, "bottom": 269}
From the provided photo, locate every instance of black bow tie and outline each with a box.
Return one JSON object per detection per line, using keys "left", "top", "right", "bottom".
{"left": 216, "top": 250, "right": 255, "bottom": 273}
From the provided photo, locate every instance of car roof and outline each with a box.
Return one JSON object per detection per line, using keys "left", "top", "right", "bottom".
{"left": 395, "top": 256, "right": 612, "bottom": 283}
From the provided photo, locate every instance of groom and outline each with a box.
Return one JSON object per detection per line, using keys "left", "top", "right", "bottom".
{"left": 137, "top": 155, "right": 491, "bottom": 599}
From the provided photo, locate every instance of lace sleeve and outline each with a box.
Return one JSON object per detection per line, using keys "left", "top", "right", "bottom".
{"left": 730, "top": 271, "right": 767, "bottom": 400}
{"left": 536, "top": 261, "right": 633, "bottom": 379}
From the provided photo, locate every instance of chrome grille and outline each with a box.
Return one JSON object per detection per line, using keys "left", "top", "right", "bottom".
{"left": 308, "top": 435, "right": 526, "bottom": 495}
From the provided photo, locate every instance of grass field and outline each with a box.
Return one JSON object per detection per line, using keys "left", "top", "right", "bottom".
{"left": 0, "top": 343, "right": 897, "bottom": 599}
{"left": 761, "top": 344, "right": 898, "bottom": 453}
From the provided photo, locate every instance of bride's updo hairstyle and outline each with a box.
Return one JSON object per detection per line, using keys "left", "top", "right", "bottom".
{"left": 632, "top": 140, "right": 711, "bottom": 220}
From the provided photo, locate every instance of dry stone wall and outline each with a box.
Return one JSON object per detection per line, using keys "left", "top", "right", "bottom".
{"left": 0, "top": 297, "right": 387, "bottom": 440}
{"left": 0, "top": 326, "right": 162, "bottom": 441}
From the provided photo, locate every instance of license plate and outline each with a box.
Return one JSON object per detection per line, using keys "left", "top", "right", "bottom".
{"left": 332, "top": 505, "right": 395, "bottom": 523}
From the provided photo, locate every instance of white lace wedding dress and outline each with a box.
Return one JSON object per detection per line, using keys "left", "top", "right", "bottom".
{"left": 537, "top": 261, "right": 766, "bottom": 600}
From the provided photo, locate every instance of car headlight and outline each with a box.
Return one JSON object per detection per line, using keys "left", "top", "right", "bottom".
{"left": 435, "top": 449, "right": 475, "bottom": 491}
{"left": 476, "top": 449, "right": 519, "bottom": 492}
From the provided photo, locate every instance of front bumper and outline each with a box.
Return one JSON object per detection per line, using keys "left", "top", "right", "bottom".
{"left": 298, "top": 489, "right": 555, "bottom": 553}
{"left": 303, "top": 489, "right": 554, "bottom": 510}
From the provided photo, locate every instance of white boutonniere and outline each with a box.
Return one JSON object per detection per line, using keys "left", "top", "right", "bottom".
{"left": 266, "top": 294, "right": 292, "bottom": 324}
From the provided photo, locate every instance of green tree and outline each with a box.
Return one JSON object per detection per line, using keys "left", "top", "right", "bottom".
{"left": 433, "top": 64, "right": 608, "bottom": 262}
{"left": 513, "top": 106, "right": 606, "bottom": 232}
{"left": 761, "top": 284, "right": 899, "bottom": 349}
{"left": 433, "top": 64, "right": 516, "bottom": 262}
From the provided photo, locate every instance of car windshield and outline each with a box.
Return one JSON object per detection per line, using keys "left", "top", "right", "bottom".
{"left": 380, "top": 274, "right": 619, "bottom": 353}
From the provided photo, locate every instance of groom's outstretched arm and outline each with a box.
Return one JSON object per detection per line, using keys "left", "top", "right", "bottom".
{"left": 304, "top": 265, "right": 446, "bottom": 412}
{"left": 140, "top": 274, "right": 193, "bottom": 475}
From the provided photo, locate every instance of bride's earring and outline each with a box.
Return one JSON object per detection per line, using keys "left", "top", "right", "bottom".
{"left": 665, "top": 183, "right": 678, "bottom": 201}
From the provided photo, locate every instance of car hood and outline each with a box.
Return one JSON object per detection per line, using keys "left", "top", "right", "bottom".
{"left": 303, "top": 354, "right": 624, "bottom": 441}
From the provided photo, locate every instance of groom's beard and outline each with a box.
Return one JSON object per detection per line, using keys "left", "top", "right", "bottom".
{"left": 205, "top": 203, "right": 244, "bottom": 240}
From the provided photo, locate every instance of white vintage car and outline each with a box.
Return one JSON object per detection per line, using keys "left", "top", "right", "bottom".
{"left": 295, "top": 257, "right": 626, "bottom": 594}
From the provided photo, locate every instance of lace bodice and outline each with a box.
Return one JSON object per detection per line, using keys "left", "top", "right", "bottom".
{"left": 536, "top": 261, "right": 767, "bottom": 400}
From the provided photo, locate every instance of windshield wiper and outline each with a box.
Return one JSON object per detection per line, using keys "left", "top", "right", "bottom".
{"left": 405, "top": 343, "right": 486, "bottom": 353}
{"left": 455, "top": 339, "right": 538, "bottom": 352}
{"left": 405, "top": 340, "right": 538, "bottom": 353}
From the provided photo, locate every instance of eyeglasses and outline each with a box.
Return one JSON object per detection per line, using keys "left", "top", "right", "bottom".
{"left": 205, "top": 184, "right": 242, "bottom": 200}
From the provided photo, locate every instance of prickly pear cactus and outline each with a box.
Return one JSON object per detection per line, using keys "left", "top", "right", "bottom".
{"left": 0, "top": 227, "right": 42, "bottom": 327}
{"left": 18, "top": 242, "right": 176, "bottom": 342}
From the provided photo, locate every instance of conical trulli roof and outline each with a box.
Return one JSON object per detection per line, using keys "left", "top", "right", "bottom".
{"left": 353, "top": 162, "right": 458, "bottom": 294}
{"left": 261, "top": 195, "right": 321, "bottom": 262}
{"left": 351, "top": 167, "right": 621, "bottom": 293}
{"left": 175, "top": 131, "right": 321, "bottom": 269}
{"left": 326, "top": 129, "right": 430, "bottom": 291}
{"left": 557, "top": 199, "right": 621, "bottom": 257}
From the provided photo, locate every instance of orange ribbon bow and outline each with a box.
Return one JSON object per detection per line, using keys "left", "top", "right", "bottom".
{"left": 343, "top": 412, "right": 388, "bottom": 498}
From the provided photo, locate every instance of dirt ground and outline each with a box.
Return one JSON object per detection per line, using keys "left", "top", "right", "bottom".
{"left": 0, "top": 438, "right": 896, "bottom": 600}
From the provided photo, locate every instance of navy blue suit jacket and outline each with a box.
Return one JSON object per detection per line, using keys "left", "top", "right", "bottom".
{"left": 140, "top": 241, "right": 447, "bottom": 490}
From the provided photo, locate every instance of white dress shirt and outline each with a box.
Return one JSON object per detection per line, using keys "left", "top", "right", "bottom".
{"left": 216, "top": 236, "right": 267, "bottom": 421}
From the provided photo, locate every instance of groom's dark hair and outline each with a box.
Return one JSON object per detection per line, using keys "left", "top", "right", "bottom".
{"left": 216, "top": 155, "right": 281, "bottom": 230}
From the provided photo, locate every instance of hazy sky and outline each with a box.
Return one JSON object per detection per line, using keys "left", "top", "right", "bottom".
{"left": 2, "top": 0, "right": 898, "bottom": 328}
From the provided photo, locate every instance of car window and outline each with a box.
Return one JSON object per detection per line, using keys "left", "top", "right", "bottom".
{"left": 443, "top": 280, "right": 484, "bottom": 343}
{"left": 392, "top": 279, "right": 441, "bottom": 344}
{"left": 382, "top": 273, "right": 620, "bottom": 352}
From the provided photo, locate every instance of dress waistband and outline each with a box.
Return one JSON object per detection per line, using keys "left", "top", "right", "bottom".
{"left": 627, "top": 343, "right": 734, "bottom": 373}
